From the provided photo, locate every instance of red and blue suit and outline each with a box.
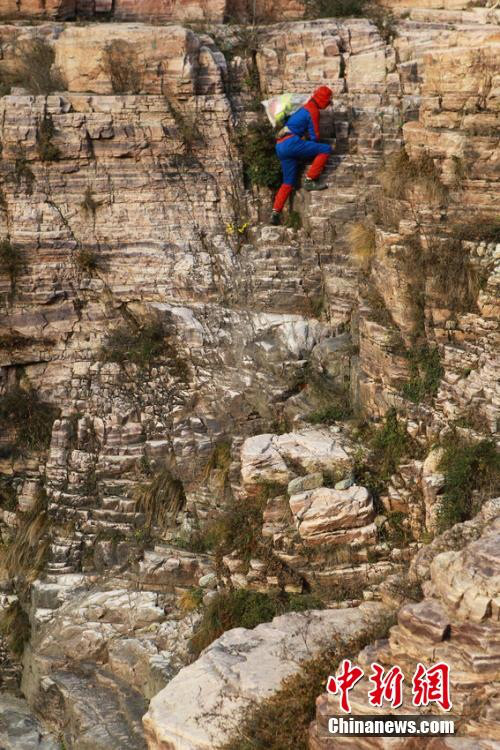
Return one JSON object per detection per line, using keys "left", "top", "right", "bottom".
{"left": 273, "top": 85, "right": 333, "bottom": 213}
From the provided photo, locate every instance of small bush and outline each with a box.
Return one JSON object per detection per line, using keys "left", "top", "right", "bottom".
{"left": 0, "top": 600, "right": 30, "bottom": 656}
{"left": 100, "top": 319, "right": 187, "bottom": 376}
{"left": 203, "top": 441, "right": 232, "bottom": 490}
{"left": 104, "top": 40, "right": 142, "bottom": 94}
{"left": 37, "top": 114, "right": 60, "bottom": 162}
{"left": 0, "top": 239, "right": 23, "bottom": 286}
{"left": 348, "top": 220, "right": 376, "bottom": 271}
{"left": 305, "top": 0, "right": 367, "bottom": 18}
{"left": 75, "top": 248, "right": 100, "bottom": 274}
{"left": 133, "top": 465, "right": 186, "bottom": 532}
{"left": 2, "top": 38, "right": 66, "bottom": 95}
{"left": 401, "top": 346, "right": 443, "bottom": 403}
{"left": 453, "top": 215, "right": 500, "bottom": 244}
{"left": 437, "top": 437, "right": 499, "bottom": 531}
{"left": 166, "top": 101, "right": 203, "bottom": 154}
{"left": 238, "top": 120, "right": 282, "bottom": 190}
{"left": 0, "top": 386, "right": 59, "bottom": 454}
{"left": 306, "top": 403, "right": 351, "bottom": 425}
{"left": 204, "top": 490, "right": 270, "bottom": 561}
{"left": 190, "top": 589, "right": 325, "bottom": 657}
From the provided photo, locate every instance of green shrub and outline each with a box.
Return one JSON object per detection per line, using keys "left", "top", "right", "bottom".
{"left": 305, "top": 0, "right": 367, "bottom": 17}
{"left": 238, "top": 120, "right": 282, "bottom": 189}
{"left": 0, "top": 239, "right": 23, "bottom": 286}
{"left": 104, "top": 40, "right": 142, "bottom": 94}
{"left": 306, "top": 403, "right": 352, "bottom": 425}
{"left": 437, "top": 437, "right": 499, "bottom": 531}
{"left": 219, "top": 613, "right": 395, "bottom": 750}
{"left": 190, "top": 589, "right": 325, "bottom": 657}
{"left": 401, "top": 346, "right": 443, "bottom": 403}
{"left": 37, "top": 114, "right": 60, "bottom": 162}
{"left": 0, "top": 386, "right": 59, "bottom": 454}
{"left": 2, "top": 38, "right": 66, "bottom": 95}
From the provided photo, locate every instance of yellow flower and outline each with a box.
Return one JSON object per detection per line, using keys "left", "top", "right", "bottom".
{"left": 226, "top": 223, "right": 234, "bottom": 235}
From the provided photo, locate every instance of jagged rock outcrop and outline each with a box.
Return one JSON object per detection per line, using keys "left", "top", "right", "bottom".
{"left": 309, "top": 506, "right": 500, "bottom": 748}
{"left": 143, "top": 601, "right": 392, "bottom": 749}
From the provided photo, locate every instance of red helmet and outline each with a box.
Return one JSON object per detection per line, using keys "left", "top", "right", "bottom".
{"left": 312, "top": 86, "right": 333, "bottom": 109}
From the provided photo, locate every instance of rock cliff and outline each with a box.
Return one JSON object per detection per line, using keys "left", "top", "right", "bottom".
{"left": 0, "top": 1, "right": 498, "bottom": 748}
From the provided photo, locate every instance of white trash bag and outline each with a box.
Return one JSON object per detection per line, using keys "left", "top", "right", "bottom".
{"left": 262, "top": 93, "right": 308, "bottom": 129}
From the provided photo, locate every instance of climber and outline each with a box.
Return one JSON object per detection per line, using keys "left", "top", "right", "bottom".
{"left": 271, "top": 85, "right": 334, "bottom": 226}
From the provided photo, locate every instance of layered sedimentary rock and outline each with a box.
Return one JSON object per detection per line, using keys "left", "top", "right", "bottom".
{"left": 0, "top": 5, "right": 498, "bottom": 750}
{"left": 310, "top": 508, "right": 500, "bottom": 747}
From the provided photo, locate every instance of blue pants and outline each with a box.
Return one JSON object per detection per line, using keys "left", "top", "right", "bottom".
{"left": 276, "top": 135, "right": 332, "bottom": 186}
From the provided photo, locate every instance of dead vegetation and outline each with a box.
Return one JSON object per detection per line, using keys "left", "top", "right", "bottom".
{"left": 1, "top": 489, "right": 50, "bottom": 584}
{"left": 0, "top": 37, "right": 66, "bottom": 95}
{"left": 379, "top": 148, "right": 448, "bottom": 206}
{"left": 0, "top": 386, "right": 60, "bottom": 455}
{"left": 133, "top": 464, "right": 186, "bottom": 532}
{"left": 104, "top": 39, "right": 142, "bottom": 94}
{"left": 348, "top": 219, "right": 376, "bottom": 271}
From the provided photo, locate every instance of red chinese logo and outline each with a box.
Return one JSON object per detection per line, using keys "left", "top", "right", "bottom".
{"left": 327, "top": 661, "right": 452, "bottom": 713}
{"left": 368, "top": 663, "right": 404, "bottom": 709}
{"left": 412, "top": 662, "right": 452, "bottom": 711}
{"left": 326, "top": 659, "right": 364, "bottom": 713}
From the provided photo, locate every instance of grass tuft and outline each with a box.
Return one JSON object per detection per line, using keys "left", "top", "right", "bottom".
{"left": 348, "top": 220, "right": 376, "bottom": 271}
{"left": 401, "top": 346, "right": 443, "bottom": 403}
{"left": 437, "top": 436, "right": 499, "bottom": 531}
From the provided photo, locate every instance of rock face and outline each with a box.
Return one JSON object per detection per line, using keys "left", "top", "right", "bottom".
{"left": 143, "top": 602, "right": 391, "bottom": 750}
{"left": 0, "top": 3, "right": 498, "bottom": 750}
{"left": 309, "top": 512, "right": 500, "bottom": 748}
{"left": 0, "top": 694, "right": 59, "bottom": 750}
{"left": 289, "top": 485, "right": 376, "bottom": 545}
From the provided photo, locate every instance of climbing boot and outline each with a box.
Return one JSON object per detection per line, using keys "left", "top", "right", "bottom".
{"left": 270, "top": 210, "right": 281, "bottom": 226}
{"left": 304, "top": 177, "right": 328, "bottom": 191}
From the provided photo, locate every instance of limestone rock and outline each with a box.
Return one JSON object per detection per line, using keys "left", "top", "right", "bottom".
{"left": 143, "top": 602, "right": 391, "bottom": 749}
{"left": 241, "top": 429, "right": 352, "bottom": 487}
{"left": 289, "top": 485, "right": 375, "bottom": 545}
{"left": 0, "top": 694, "right": 59, "bottom": 750}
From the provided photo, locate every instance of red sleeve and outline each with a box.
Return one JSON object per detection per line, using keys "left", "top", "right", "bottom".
{"left": 304, "top": 101, "right": 320, "bottom": 141}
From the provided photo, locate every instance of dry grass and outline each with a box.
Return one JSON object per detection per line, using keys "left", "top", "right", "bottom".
{"left": 133, "top": 464, "right": 186, "bottom": 532}
{"left": 0, "top": 600, "right": 31, "bottom": 656}
{"left": 1, "top": 37, "right": 66, "bottom": 95}
{"left": 348, "top": 220, "right": 376, "bottom": 271}
{"left": 379, "top": 149, "right": 448, "bottom": 206}
{"left": 1, "top": 490, "right": 50, "bottom": 584}
{"left": 104, "top": 40, "right": 142, "bottom": 94}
